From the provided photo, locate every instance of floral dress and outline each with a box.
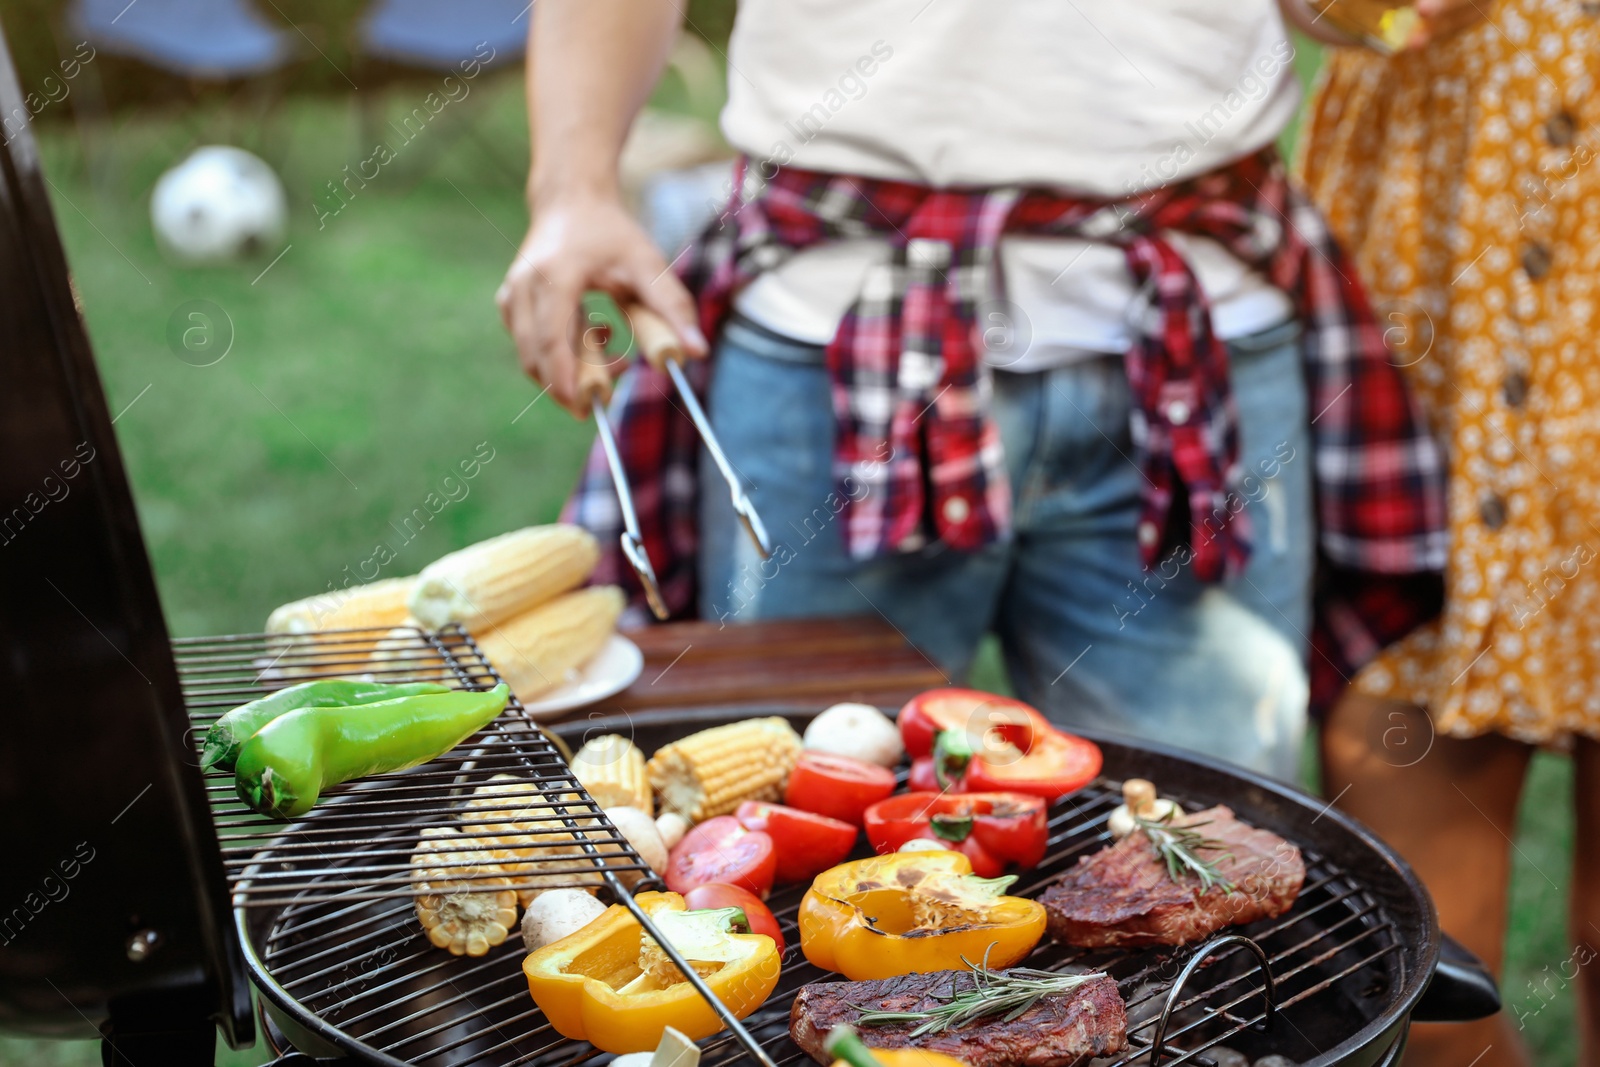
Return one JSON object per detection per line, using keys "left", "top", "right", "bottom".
{"left": 1299, "top": 0, "right": 1600, "bottom": 743}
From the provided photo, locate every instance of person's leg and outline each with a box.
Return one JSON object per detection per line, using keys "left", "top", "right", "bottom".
{"left": 997, "top": 320, "right": 1314, "bottom": 780}
{"left": 1573, "top": 737, "right": 1600, "bottom": 1064}
{"left": 698, "top": 315, "right": 1008, "bottom": 678}
{"left": 1322, "top": 693, "right": 1533, "bottom": 1067}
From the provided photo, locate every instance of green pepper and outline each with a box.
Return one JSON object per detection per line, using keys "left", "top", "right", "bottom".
{"left": 234, "top": 683, "right": 511, "bottom": 818}
{"left": 201, "top": 679, "right": 452, "bottom": 772}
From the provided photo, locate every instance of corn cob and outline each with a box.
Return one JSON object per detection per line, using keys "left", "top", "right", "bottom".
{"left": 408, "top": 524, "right": 599, "bottom": 631}
{"left": 411, "top": 826, "right": 519, "bottom": 957}
{"left": 264, "top": 576, "right": 418, "bottom": 674}
{"left": 646, "top": 717, "right": 803, "bottom": 823}
{"left": 473, "top": 586, "right": 623, "bottom": 700}
{"left": 268, "top": 575, "right": 417, "bottom": 634}
{"left": 367, "top": 621, "right": 453, "bottom": 683}
{"left": 458, "top": 776, "right": 611, "bottom": 906}
{"left": 571, "top": 734, "right": 652, "bottom": 815}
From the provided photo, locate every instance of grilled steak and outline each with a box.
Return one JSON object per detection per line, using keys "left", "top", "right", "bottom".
{"left": 1041, "top": 805, "right": 1304, "bottom": 948}
{"left": 789, "top": 969, "right": 1127, "bottom": 1067}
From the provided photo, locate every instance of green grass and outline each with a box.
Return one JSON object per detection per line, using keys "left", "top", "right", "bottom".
{"left": 49, "top": 77, "right": 592, "bottom": 639}
{"left": 1, "top": 58, "right": 1582, "bottom": 1067}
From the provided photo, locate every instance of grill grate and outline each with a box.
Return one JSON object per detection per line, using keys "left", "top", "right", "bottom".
{"left": 175, "top": 626, "right": 652, "bottom": 910}
{"left": 179, "top": 632, "right": 1405, "bottom": 1066}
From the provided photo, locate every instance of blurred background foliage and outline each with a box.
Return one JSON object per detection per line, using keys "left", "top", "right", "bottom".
{"left": 0, "top": 3, "right": 1580, "bottom": 1064}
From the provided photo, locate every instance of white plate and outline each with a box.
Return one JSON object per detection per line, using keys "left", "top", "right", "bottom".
{"left": 516, "top": 633, "right": 644, "bottom": 720}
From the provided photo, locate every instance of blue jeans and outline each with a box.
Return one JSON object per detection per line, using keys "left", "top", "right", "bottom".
{"left": 699, "top": 315, "right": 1314, "bottom": 780}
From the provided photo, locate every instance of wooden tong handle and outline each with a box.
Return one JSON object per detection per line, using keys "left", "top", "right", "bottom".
{"left": 577, "top": 333, "right": 614, "bottom": 405}
{"left": 625, "top": 303, "right": 686, "bottom": 371}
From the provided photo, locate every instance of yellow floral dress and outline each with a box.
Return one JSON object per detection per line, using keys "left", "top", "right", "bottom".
{"left": 1300, "top": 0, "right": 1600, "bottom": 744}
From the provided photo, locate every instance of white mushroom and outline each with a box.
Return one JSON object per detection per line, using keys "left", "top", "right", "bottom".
{"left": 1107, "top": 779, "right": 1181, "bottom": 838}
{"left": 803, "top": 702, "right": 904, "bottom": 767}
{"left": 607, "top": 806, "right": 670, "bottom": 876}
{"left": 520, "top": 888, "right": 608, "bottom": 952}
{"left": 655, "top": 811, "right": 690, "bottom": 850}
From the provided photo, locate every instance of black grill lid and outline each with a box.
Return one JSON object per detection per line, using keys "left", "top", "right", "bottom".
{"left": 0, "top": 17, "right": 251, "bottom": 1053}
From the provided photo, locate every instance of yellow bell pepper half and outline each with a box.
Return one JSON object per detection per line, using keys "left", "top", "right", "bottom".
{"left": 522, "top": 891, "right": 781, "bottom": 1054}
{"left": 798, "top": 851, "right": 1046, "bottom": 981}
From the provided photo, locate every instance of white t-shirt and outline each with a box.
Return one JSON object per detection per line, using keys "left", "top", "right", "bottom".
{"left": 719, "top": 1, "right": 1302, "bottom": 368}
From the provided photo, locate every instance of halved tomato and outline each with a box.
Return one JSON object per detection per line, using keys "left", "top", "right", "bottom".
{"left": 663, "top": 816, "right": 776, "bottom": 898}
{"left": 735, "top": 801, "right": 858, "bottom": 883}
{"left": 783, "top": 752, "right": 896, "bottom": 828}
{"left": 683, "top": 882, "right": 785, "bottom": 955}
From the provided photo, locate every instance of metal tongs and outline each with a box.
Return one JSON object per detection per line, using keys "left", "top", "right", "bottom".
{"left": 579, "top": 303, "right": 773, "bottom": 620}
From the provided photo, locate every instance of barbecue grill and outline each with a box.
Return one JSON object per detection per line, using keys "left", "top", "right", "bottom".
{"left": 0, "top": 18, "right": 1498, "bottom": 1067}
{"left": 215, "top": 700, "right": 1499, "bottom": 1067}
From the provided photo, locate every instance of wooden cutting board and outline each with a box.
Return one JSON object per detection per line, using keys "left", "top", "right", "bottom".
{"left": 577, "top": 616, "right": 948, "bottom": 718}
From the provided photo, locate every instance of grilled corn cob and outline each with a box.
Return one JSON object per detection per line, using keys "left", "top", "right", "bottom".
{"left": 264, "top": 576, "right": 418, "bottom": 674}
{"left": 473, "top": 586, "right": 623, "bottom": 700}
{"left": 408, "top": 524, "right": 599, "bottom": 631}
{"left": 411, "top": 826, "right": 519, "bottom": 957}
{"left": 459, "top": 776, "right": 611, "bottom": 906}
{"left": 571, "top": 734, "right": 652, "bottom": 814}
{"left": 646, "top": 717, "right": 803, "bottom": 823}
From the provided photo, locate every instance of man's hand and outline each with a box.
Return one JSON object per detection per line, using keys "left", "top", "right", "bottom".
{"left": 1408, "top": 0, "right": 1491, "bottom": 46}
{"left": 502, "top": 0, "right": 696, "bottom": 417}
{"left": 496, "top": 195, "right": 705, "bottom": 417}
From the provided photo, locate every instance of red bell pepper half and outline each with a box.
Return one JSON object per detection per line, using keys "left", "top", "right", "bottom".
{"left": 862, "top": 791, "right": 1049, "bottom": 878}
{"left": 898, "top": 688, "right": 1102, "bottom": 801}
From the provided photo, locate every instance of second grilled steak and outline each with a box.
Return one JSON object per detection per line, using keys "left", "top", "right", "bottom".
{"left": 1041, "top": 805, "right": 1304, "bottom": 948}
{"left": 790, "top": 969, "right": 1127, "bottom": 1067}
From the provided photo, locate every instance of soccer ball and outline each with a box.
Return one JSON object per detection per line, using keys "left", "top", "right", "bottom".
{"left": 151, "top": 146, "right": 287, "bottom": 266}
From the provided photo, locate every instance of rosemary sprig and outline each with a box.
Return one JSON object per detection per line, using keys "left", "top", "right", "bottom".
{"left": 853, "top": 957, "right": 1107, "bottom": 1038}
{"left": 1136, "top": 811, "right": 1235, "bottom": 894}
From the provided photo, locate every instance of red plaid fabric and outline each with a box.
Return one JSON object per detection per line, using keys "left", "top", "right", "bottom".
{"left": 564, "top": 150, "right": 1448, "bottom": 709}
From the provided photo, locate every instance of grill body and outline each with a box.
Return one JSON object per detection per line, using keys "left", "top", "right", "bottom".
{"left": 0, "top": 19, "right": 249, "bottom": 1054}
{"left": 199, "top": 698, "right": 1494, "bottom": 1067}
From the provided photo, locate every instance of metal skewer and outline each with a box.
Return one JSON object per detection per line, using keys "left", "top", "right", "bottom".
{"left": 578, "top": 353, "right": 671, "bottom": 620}
{"left": 626, "top": 304, "right": 775, "bottom": 560}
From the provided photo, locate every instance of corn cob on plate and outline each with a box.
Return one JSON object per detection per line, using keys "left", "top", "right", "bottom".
{"left": 367, "top": 619, "right": 454, "bottom": 683}
{"left": 408, "top": 524, "right": 598, "bottom": 631}
{"left": 472, "top": 585, "right": 635, "bottom": 713}
{"left": 263, "top": 575, "right": 418, "bottom": 676}
{"left": 511, "top": 633, "right": 643, "bottom": 719}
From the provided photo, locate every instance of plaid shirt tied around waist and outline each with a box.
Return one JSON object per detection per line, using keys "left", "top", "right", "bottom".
{"left": 565, "top": 150, "right": 1449, "bottom": 709}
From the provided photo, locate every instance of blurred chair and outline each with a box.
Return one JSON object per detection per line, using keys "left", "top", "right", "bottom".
{"left": 358, "top": 0, "right": 530, "bottom": 70}
{"left": 66, "top": 0, "right": 298, "bottom": 166}
{"left": 354, "top": 0, "right": 531, "bottom": 183}
{"left": 69, "top": 0, "right": 293, "bottom": 79}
